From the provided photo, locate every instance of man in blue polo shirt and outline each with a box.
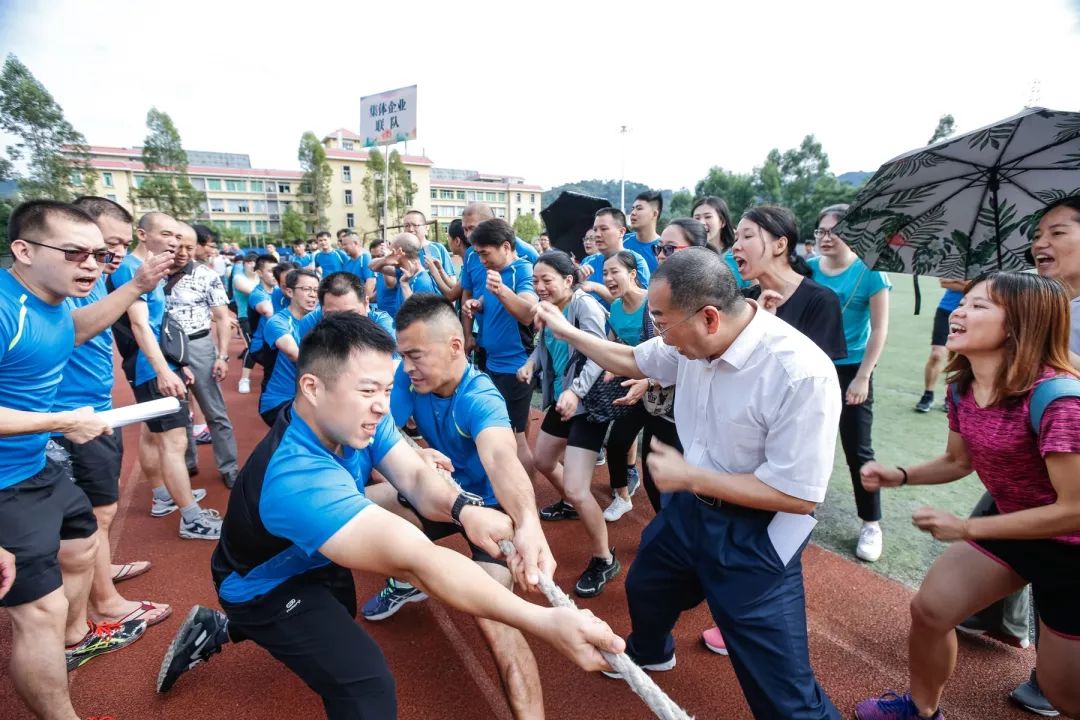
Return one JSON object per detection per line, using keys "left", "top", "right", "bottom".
{"left": 1, "top": 200, "right": 172, "bottom": 717}
{"left": 580, "top": 208, "right": 650, "bottom": 308}
{"left": 313, "top": 231, "right": 346, "bottom": 276}
{"left": 290, "top": 238, "right": 314, "bottom": 268}
{"left": 259, "top": 268, "right": 320, "bottom": 426}
{"left": 624, "top": 190, "right": 663, "bottom": 272}
{"left": 340, "top": 231, "right": 375, "bottom": 298}
{"left": 299, "top": 271, "right": 396, "bottom": 339}
{"left": 157, "top": 312, "right": 624, "bottom": 716}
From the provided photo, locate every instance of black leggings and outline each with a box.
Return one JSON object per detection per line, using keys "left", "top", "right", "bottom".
{"left": 239, "top": 317, "right": 259, "bottom": 369}
{"left": 604, "top": 402, "right": 682, "bottom": 513}
{"left": 836, "top": 363, "right": 880, "bottom": 522}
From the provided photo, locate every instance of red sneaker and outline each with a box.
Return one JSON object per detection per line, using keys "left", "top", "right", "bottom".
{"left": 702, "top": 626, "right": 728, "bottom": 655}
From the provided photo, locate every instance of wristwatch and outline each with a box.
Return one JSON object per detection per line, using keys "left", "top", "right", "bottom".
{"left": 216, "top": 354, "right": 229, "bottom": 361}
{"left": 450, "top": 490, "right": 484, "bottom": 526}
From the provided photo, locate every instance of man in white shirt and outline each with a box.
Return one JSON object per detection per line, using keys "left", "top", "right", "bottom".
{"left": 533, "top": 247, "right": 842, "bottom": 720}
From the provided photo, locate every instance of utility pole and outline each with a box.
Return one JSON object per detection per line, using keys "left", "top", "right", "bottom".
{"left": 619, "top": 125, "right": 630, "bottom": 213}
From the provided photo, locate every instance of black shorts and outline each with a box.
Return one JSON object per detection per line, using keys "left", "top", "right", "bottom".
{"left": 133, "top": 379, "right": 190, "bottom": 433}
{"left": 221, "top": 565, "right": 396, "bottom": 720}
{"left": 539, "top": 406, "right": 608, "bottom": 452}
{"left": 0, "top": 459, "right": 98, "bottom": 607}
{"left": 56, "top": 432, "right": 124, "bottom": 507}
{"left": 931, "top": 307, "right": 951, "bottom": 347}
{"left": 970, "top": 538, "right": 1080, "bottom": 637}
{"left": 487, "top": 371, "right": 532, "bottom": 433}
{"left": 397, "top": 494, "right": 506, "bottom": 567}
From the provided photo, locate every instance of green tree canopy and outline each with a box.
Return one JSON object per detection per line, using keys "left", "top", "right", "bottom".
{"left": 512, "top": 213, "right": 542, "bottom": 243}
{"left": 279, "top": 207, "right": 307, "bottom": 242}
{"left": 362, "top": 147, "right": 417, "bottom": 231}
{"left": 694, "top": 167, "right": 756, "bottom": 221}
{"left": 298, "top": 131, "right": 331, "bottom": 231}
{"left": 135, "top": 107, "right": 202, "bottom": 218}
{"left": 928, "top": 114, "right": 956, "bottom": 145}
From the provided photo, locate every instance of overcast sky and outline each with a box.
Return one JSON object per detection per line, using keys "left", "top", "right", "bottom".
{"left": 2, "top": 0, "right": 1078, "bottom": 191}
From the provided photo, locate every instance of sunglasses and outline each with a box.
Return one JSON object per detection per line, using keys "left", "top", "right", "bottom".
{"left": 653, "top": 243, "right": 688, "bottom": 257}
{"left": 22, "top": 239, "right": 115, "bottom": 264}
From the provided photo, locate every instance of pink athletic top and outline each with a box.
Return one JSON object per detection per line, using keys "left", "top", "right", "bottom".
{"left": 947, "top": 369, "right": 1080, "bottom": 545}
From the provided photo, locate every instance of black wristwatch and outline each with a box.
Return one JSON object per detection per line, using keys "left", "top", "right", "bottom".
{"left": 450, "top": 491, "right": 484, "bottom": 526}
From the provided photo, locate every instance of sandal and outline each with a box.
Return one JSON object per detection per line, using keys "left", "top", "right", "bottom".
{"left": 108, "top": 601, "right": 173, "bottom": 627}
{"left": 111, "top": 561, "right": 151, "bottom": 584}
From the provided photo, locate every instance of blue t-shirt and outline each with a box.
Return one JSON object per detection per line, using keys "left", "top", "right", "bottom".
{"left": 419, "top": 242, "right": 456, "bottom": 278}
{"left": 515, "top": 238, "right": 539, "bottom": 263}
{"left": 460, "top": 241, "right": 539, "bottom": 297}
{"left": 390, "top": 364, "right": 504, "bottom": 504}
{"left": 270, "top": 286, "right": 289, "bottom": 312}
{"left": 543, "top": 325, "right": 572, "bottom": 397}
{"left": 314, "top": 250, "right": 347, "bottom": 275}
{"left": 374, "top": 273, "right": 399, "bottom": 317}
{"left": 0, "top": 270, "right": 76, "bottom": 487}
{"left": 54, "top": 277, "right": 113, "bottom": 413}
{"left": 218, "top": 412, "right": 400, "bottom": 604}
{"left": 113, "top": 254, "right": 171, "bottom": 385}
{"left": 939, "top": 288, "right": 963, "bottom": 313}
{"left": 230, "top": 264, "right": 251, "bottom": 317}
{"left": 259, "top": 308, "right": 306, "bottom": 413}
{"left": 298, "top": 307, "right": 396, "bottom": 341}
{"left": 248, "top": 284, "right": 275, "bottom": 352}
{"left": 477, "top": 257, "right": 536, "bottom": 374}
{"left": 723, "top": 250, "right": 751, "bottom": 289}
{"left": 582, "top": 250, "right": 650, "bottom": 307}
{"left": 343, "top": 252, "right": 373, "bottom": 282}
{"left": 293, "top": 253, "right": 315, "bottom": 268}
{"left": 609, "top": 297, "right": 646, "bottom": 346}
{"left": 398, "top": 269, "right": 440, "bottom": 306}
{"left": 808, "top": 256, "right": 892, "bottom": 366}
{"left": 623, "top": 232, "right": 660, "bottom": 273}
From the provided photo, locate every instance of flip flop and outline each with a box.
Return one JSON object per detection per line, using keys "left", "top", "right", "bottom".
{"left": 108, "top": 601, "right": 173, "bottom": 627}
{"left": 111, "top": 561, "right": 152, "bottom": 584}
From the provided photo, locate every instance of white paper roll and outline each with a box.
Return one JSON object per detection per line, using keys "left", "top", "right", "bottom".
{"left": 96, "top": 398, "right": 182, "bottom": 429}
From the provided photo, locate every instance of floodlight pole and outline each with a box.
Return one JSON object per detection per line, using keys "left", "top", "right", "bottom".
{"left": 383, "top": 142, "right": 392, "bottom": 241}
{"left": 619, "top": 125, "right": 630, "bottom": 213}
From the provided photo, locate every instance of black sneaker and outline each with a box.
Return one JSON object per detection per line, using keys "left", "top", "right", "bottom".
{"left": 1010, "top": 670, "right": 1060, "bottom": 717}
{"left": 574, "top": 551, "right": 620, "bottom": 598}
{"left": 914, "top": 392, "right": 934, "bottom": 413}
{"left": 66, "top": 619, "right": 147, "bottom": 671}
{"left": 539, "top": 500, "right": 578, "bottom": 521}
{"left": 157, "top": 605, "right": 229, "bottom": 693}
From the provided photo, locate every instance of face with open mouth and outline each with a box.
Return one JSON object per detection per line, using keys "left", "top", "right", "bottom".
{"left": 946, "top": 280, "right": 1006, "bottom": 354}
{"left": 1032, "top": 204, "right": 1080, "bottom": 286}
{"left": 312, "top": 348, "right": 395, "bottom": 450}
{"left": 731, "top": 218, "right": 782, "bottom": 281}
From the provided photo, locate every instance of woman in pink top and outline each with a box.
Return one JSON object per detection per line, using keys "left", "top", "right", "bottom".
{"left": 855, "top": 271, "right": 1080, "bottom": 720}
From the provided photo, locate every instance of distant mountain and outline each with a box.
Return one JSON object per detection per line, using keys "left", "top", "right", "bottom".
{"left": 542, "top": 179, "right": 672, "bottom": 213}
{"left": 838, "top": 171, "right": 873, "bottom": 188}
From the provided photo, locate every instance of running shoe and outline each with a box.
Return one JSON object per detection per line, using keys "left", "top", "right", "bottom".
{"left": 179, "top": 508, "right": 223, "bottom": 540}
{"left": 603, "top": 496, "right": 632, "bottom": 522}
{"left": 66, "top": 619, "right": 147, "bottom": 672}
{"left": 157, "top": 605, "right": 229, "bottom": 693}
{"left": 237, "top": 378, "right": 250, "bottom": 394}
{"left": 194, "top": 428, "right": 213, "bottom": 445}
{"left": 601, "top": 653, "right": 675, "bottom": 679}
{"left": 1009, "top": 671, "right": 1059, "bottom": 716}
{"left": 856, "top": 523, "right": 884, "bottom": 563}
{"left": 855, "top": 692, "right": 944, "bottom": 719}
{"left": 151, "top": 488, "right": 208, "bottom": 517}
{"left": 626, "top": 466, "right": 641, "bottom": 497}
{"left": 914, "top": 392, "right": 934, "bottom": 413}
{"left": 701, "top": 626, "right": 729, "bottom": 655}
{"left": 361, "top": 578, "right": 428, "bottom": 621}
{"left": 595, "top": 448, "right": 606, "bottom": 466}
{"left": 574, "top": 551, "right": 620, "bottom": 598}
{"left": 539, "top": 499, "right": 578, "bottom": 521}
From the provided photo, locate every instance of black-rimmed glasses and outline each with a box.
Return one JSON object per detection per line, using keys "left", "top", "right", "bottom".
{"left": 21, "top": 239, "right": 115, "bottom": 264}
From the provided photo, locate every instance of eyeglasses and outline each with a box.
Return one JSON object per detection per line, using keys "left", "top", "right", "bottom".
{"left": 650, "top": 305, "right": 708, "bottom": 336}
{"left": 654, "top": 243, "right": 688, "bottom": 257}
{"left": 403, "top": 222, "right": 424, "bottom": 230}
{"left": 813, "top": 228, "right": 840, "bottom": 242}
{"left": 292, "top": 285, "right": 320, "bottom": 294}
{"left": 21, "top": 239, "right": 115, "bottom": 264}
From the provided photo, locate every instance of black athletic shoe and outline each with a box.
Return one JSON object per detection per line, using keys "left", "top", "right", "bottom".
{"left": 914, "top": 392, "right": 934, "bottom": 413}
{"left": 574, "top": 551, "right": 620, "bottom": 598}
{"left": 157, "top": 605, "right": 229, "bottom": 693}
{"left": 1010, "top": 670, "right": 1060, "bottom": 716}
{"left": 539, "top": 500, "right": 579, "bottom": 521}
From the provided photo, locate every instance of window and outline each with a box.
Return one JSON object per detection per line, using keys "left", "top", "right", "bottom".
{"left": 440, "top": 189, "right": 454, "bottom": 200}
{"left": 456, "top": 190, "right": 466, "bottom": 201}
{"left": 106, "top": 193, "right": 118, "bottom": 202}
{"left": 300, "top": 182, "right": 312, "bottom": 194}
{"left": 343, "top": 140, "right": 354, "bottom": 150}
{"left": 498, "top": 192, "right": 506, "bottom": 202}
{"left": 268, "top": 201, "right": 280, "bottom": 214}
{"left": 346, "top": 213, "right": 355, "bottom": 229}
{"left": 344, "top": 189, "right": 353, "bottom": 206}
{"left": 516, "top": 193, "right": 521, "bottom": 203}
{"left": 133, "top": 174, "right": 147, "bottom": 188}
{"left": 252, "top": 200, "right": 267, "bottom": 214}
{"left": 225, "top": 179, "right": 246, "bottom": 192}
{"left": 495, "top": 207, "right": 506, "bottom": 218}
{"left": 209, "top": 198, "right": 225, "bottom": 212}
{"left": 531, "top": 208, "right": 536, "bottom": 217}
{"left": 431, "top": 188, "right": 438, "bottom": 199}
{"left": 102, "top": 172, "right": 114, "bottom": 188}
{"left": 531, "top": 193, "right": 536, "bottom": 203}
{"left": 485, "top": 191, "right": 498, "bottom": 202}
{"left": 69, "top": 170, "right": 83, "bottom": 186}
{"left": 227, "top": 199, "right": 249, "bottom": 213}
{"left": 190, "top": 177, "right": 205, "bottom": 190}
{"left": 207, "top": 178, "right": 222, "bottom": 191}
{"left": 250, "top": 180, "right": 264, "bottom": 192}
{"left": 280, "top": 200, "right": 291, "bottom": 212}
{"left": 255, "top": 220, "right": 268, "bottom": 234}
{"left": 342, "top": 165, "right": 351, "bottom": 182}
{"left": 230, "top": 220, "right": 252, "bottom": 233}
{"left": 277, "top": 182, "right": 291, "bottom": 193}
{"left": 517, "top": 207, "right": 522, "bottom": 216}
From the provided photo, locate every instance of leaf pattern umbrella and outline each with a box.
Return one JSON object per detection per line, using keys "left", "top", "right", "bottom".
{"left": 835, "top": 107, "right": 1080, "bottom": 279}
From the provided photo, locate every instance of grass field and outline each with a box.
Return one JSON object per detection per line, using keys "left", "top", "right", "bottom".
{"left": 812, "top": 274, "right": 987, "bottom": 588}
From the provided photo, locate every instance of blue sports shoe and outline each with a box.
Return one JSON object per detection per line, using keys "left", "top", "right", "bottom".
{"left": 855, "top": 692, "right": 943, "bottom": 719}
{"left": 361, "top": 578, "right": 428, "bottom": 621}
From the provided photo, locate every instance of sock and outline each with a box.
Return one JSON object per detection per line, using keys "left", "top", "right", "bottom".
{"left": 180, "top": 503, "right": 202, "bottom": 523}
{"left": 391, "top": 578, "right": 414, "bottom": 590}
{"left": 152, "top": 486, "right": 172, "bottom": 502}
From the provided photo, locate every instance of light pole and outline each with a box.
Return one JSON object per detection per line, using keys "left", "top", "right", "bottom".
{"left": 618, "top": 125, "right": 630, "bottom": 213}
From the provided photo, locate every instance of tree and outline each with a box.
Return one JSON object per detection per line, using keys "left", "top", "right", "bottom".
{"left": 0, "top": 54, "right": 95, "bottom": 200}
{"left": 928, "top": 114, "right": 956, "bottom": 145}
{"left": 279, "top": 207, "right": 307, "bottom": 242}
{"left": 694, "top": 167, "right": 757, "bottom": 220}
{"left": 134, "top": 107, "right": 202, "bottom": 218}
{"left": 362, "top": 147, "right": 417, "bottom": 230}
{"left": 542, "top": 180, "right": 672, "bottom": 214}
{"left": 212, "top": 222, "right": 246, "bottom": 247}
{"left": 298, "top": 131, "right": 332, "bottom": 231}
{"left": 666, "top": 189, "right": 694, "bottom": 220}
{"left": 512, "top": 214, "right": 542, "bottom": 243}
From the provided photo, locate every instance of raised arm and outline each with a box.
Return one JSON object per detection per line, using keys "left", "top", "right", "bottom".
{"left": 71, "top": 253, "right": 172, "bottom": 344}
{"left": 533, "top": 301, "right": 643, "bottom": 379}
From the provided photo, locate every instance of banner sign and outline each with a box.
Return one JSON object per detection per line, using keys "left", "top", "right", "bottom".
{"left": 360, "top": 85, "right": 417, "bottom": 147}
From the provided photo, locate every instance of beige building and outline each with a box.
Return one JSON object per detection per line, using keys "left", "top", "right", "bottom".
{"left": 428, "top": 168, "right": 543, "bottom": 224}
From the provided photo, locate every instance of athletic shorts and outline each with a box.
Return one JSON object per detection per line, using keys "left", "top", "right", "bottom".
{"left": 539, "top": 406, "right": 608, "bottom": 452}
{"left": 56, "top": 432, "right": 124, "bottom": 507}
{"left": 970, "top": 538, "right": 1080, "bottom": 637}
{"left": 134, "top": 379, "right": 190, "bottom": 433}
{"left": 487, "top": 371, "right": 532, "bottom": 433}
{"left": 221, "top": 565, "right": 396, "bottom": 720}
{"left": 0, "top": 459, "right": 98, "bottom": 607}
{"left": 931, "top": 307, "right": 951, "bottom": 347}
{"left": 397, "top": 493, "right": 506, "bottom": 567}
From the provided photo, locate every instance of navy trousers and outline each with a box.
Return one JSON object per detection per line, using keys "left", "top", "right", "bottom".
{"left": 624, "top": 491, "right": 839, "bottom": 720}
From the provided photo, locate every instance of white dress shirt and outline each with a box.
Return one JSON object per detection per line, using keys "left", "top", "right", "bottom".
{"left": 633, "top": 303, "right": 841, "bottom": 503}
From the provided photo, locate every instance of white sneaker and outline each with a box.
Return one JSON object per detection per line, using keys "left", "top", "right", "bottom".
{"left": 150, "top": 488, "right": 208, "bottom": 517}
{"left": 603, "top": 495, "right": 633, "bottom": 522}
{"left": 855, "top": 523, "right": 883, "bottom": 562}
{"left": 237, "top": 378, "right": 250, "bottom": 394}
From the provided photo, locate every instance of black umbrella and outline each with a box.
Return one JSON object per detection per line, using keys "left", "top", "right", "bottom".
{"left": 540, "top": 191, "right": 611, "bottom": 262}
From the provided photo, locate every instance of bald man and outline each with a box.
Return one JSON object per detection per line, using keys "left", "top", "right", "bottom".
{"left": 389, "top": 232, "right": 441, "bottom": 305}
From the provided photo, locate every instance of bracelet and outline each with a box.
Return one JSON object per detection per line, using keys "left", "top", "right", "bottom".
{"left": 897, "top": 466, "right": 909, "bottom": 485}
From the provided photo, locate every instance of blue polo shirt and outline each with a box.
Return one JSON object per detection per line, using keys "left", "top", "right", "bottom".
{"left": 374, "top": 273, "right": 399, "bottom": 317}
{"left": 292, "top": 253, "right": 315, "bottom": 268}
{"left": 807, "top": 256, "right": 892, "bottom": 366}
{"left": 217, "top": 411, "right": 400, "bottom": 604}
{"left": 259, "top": 308, "right": 307, "bottom": 414}
{"left": 248, "top": 284, "right": 274, "bottom": 352}
{"left": 390, "top": 364, "right": 503, "bottom": 505}
{"left": 0, "top": 270, "right": 76, "bottom": 487}
{"left": 515, "top": 238, "right": 539, "bottom": 263}
{"left": 53, "top": 277, "right": 113, "bottom": 414}
{"left": 939, "top": 288, "right": 963, "bottom": 313}
{"left": 460, "top": 240, "right": 539, "bottom": 298}
{"left": 623, "top": 232, "right": 660, "bottom": 273}
{"left": 476, "top": 257, "right": 536, "bottom": 374}
{"left": 419, "top": 242, "right": 456, "bottom": 277}
{"left": 343, "top": 252, "right": 373, "bottom": 282}
{"left": 314, "top": 250, "right": 347, "bottom": 275}
{"left": 270, "top": 287, "right": 289, "bottom": 312}
{"left": 398, "top": 269, "right": 440, "bottom": 306}
{"left": 298, "top": 307, "right": 396, "bottom": 340}
{"left": 229, "top": 264, "right": 251, "bottom": 317}
{"left": 581, "top": 250, "right": 650, "bottom": 307}
{"left": 112, "top": 254, "right": 171, "bottom": 385}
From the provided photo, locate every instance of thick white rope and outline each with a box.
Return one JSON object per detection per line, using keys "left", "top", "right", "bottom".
{"left": 400, "top": 432, "right": 694, "bottom": 720}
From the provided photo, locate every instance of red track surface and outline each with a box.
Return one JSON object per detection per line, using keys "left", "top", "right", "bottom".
{"left": 1, "top": 344, "right": 1038, "bottom": 719}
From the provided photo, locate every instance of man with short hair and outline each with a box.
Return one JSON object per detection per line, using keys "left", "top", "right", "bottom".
{"left": 580, "top": 208, "right": 651, "bottom": 306}
{"left": 245, "top": 255, "right": 279, "bottom": 396}
{"left": 1, "top": 200, "right": 172, "bottom": 718}
{"left": 389, "top": 232, "right": 441, "bottom": 305}
{"left": 313, "top": 230, "right": 346, "bottom": 276}
{"left": 368, "top": 238, "right": 399, "bottom": 315}
{"left": 156, "top": 312, "right": 623, "bottom": 717}
{"left": 534, "top": 247, "right": 843, "bottom": 720}
{"left": 167, "top": 223, "right": 240, "bottom": 488}
{"left": 340, "top": 231, "right": 375, "bottom": 299}
{"left": 624, "top": 190, "right": 663, "bottom": 271}
{"left": 265, "top": 243, "right": 280, "bottom": 261}
{"left": 291, "top": 238, "right": 314, "bottom": 268}
{"left": 403, "top": 209, "right": 455, "bottom": 277}
{"left": 258, "top": 268, "right": 320, "bottom": 427}
{"left": 112, "top": 212, "right": 220, "bottom": 540}
{"left": 428, "top": 218, "right": 470, "bottom": 297}
{"left": 462, "top": 219, "right": 538, "bottom": 480}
